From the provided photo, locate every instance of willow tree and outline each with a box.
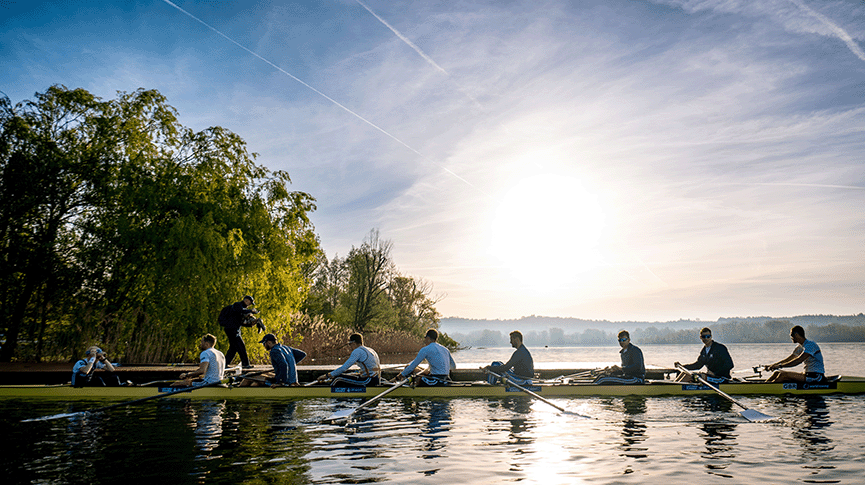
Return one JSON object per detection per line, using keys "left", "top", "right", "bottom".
{"left": 0, "top": 85, "right": 319, "bottom": 362}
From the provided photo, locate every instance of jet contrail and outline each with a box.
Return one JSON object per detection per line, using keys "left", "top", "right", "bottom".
{"left": 160, "top": 0, "right": 485, "bottom": 195}
{"left": 727, "top": 182, "right": 865, "bottom": 191}
{"left": 788, "top": 0, "right": 865, "bottom": 62}
{"left": 355, "top": 0, "right": 483, "bottom": 108}
{"left": 355, "top": 0, "right": 448, "bottom": 75}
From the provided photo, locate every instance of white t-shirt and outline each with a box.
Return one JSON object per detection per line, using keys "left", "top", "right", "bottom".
{"left": 200, "top": 347, "right": 226, "bottom": 384}
{"left": 793, "top": 339, "right": 824, "bottom": 374}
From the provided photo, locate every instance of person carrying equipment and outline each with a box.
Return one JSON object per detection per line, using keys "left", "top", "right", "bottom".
{"left": 218, "top": 295, "right": 264, "bottom": 369}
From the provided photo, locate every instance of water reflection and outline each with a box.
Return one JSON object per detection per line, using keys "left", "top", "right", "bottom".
{"left": 418, "top": 399, "right": 452, "bottom": 461}
{"left": 683, "top": 396, "right": 738, "bottom": 478}
{"left": 176, "top": 400, "right": 313, "bottom": 484}
{"left": 596, "top": 395, "right": 648, "bottom": 475}
{"left": 788, "top": 396, "right": 834, "bottom": 455}
{"left": 619, "top": 396, "right": 648, "bottom": 461}
{"left": 187, "top": 400, "right": 225, "bottom": 454}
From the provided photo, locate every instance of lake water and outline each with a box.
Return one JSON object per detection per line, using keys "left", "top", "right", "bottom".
{"left": 3, "top": 342, "right": 864, "bottom": 484}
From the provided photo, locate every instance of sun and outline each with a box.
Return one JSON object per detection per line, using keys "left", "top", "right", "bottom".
{"left": 488, "top": 174, "right": 606, "bottom": 287}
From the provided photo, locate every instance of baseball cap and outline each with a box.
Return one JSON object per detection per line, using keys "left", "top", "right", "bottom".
{"left": 259, "top": 333, "right": 277, "bottom": 344}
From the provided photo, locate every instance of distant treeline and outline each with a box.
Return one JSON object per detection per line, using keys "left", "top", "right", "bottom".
{"left": 450, "top": 319, "right": 865, "bottom": 347}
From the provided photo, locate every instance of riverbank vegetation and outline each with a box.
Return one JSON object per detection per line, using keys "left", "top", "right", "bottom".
{"left": 1, "top": 86, "right": 450, "bottom": 363}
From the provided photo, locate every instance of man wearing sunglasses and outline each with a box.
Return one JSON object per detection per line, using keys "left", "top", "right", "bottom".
{"left": 674, "top": 327, "right": 734, "bottom": 384}
{"left": 593, "top": 330, "right": 645, "bottom": 385}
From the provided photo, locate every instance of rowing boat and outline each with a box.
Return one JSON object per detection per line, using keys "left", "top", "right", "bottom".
{"left": 3, "top": 376, "right": 864, "bottom": 400}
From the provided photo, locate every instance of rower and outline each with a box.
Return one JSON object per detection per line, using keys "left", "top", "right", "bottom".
{"left": 239, "top": 333, "right": 302, "bottom": 387}
{"left": 398, "top": 329, "right": 456, "bottom": 387}
{"left": 72, "top": 346, "right": 122, "bottom": 387}
{"left": 316, "top": 333, "right": 381, "bottom": 387}
{"left": 171, "top": 334, "right": 226, "bottom": 388}
{"left": 674, "top": 327, "right": 734, "bottom": 384}
{"left": 765, "top": 325, "right": 825, "bottom": 384}
{"left": 593, "top": 330, "right": 645, "bottom": 385}
{"left": 483, "top": 330, "right": 534, "bottom": 385}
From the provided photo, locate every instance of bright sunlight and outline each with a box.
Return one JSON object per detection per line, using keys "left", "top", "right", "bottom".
{"left": 489, "top": 174, "right": 606, "bottom": 288}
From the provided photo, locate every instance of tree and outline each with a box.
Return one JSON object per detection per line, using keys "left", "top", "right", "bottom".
{"left": 344, "top": 229, "right": 394, "bottom": 333}
{"left": 388, "top": 274, "right": 442, "bottom": 334}
{"left": 0, "top": 86, "right": 319, "bottom": 362}
{"left": 301, "top": 228, "right": 451, "bottom": 346}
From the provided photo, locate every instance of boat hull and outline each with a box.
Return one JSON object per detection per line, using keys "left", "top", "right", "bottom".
{"left": 2, "top": 377, "right": 864, "bottom": 400}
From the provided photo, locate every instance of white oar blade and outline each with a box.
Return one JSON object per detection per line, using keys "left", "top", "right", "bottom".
{"left": 22, "top": 412, "right": 81, "bottom": 422}
{"left": 323, "top": 408, "right": 354, "bottom": 424}
{"left": 740, "top": 409, "right": 774, "bottom": 422}
{"left": 563, "top": 410, "right": 592, "bottom": 419}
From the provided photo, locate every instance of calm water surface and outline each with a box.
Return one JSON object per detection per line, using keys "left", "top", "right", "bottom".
{"left": 3, "top": 343, "right": 864, "bottom": 484}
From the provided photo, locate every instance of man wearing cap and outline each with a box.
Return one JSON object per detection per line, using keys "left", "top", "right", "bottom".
{"left": 316, "top": 333, "right": 381, "bottom": 387}
{"left": 240, "top": 333, "right": 302, "bottom": 387}
{"left": 223, "top": 295, "right": 261, "bottom": 369}
{"left": 72, "top": 345, "right": 121, "bottom": 386}
{"left": 171, "top": 334, "right": 226, "bottom": 388}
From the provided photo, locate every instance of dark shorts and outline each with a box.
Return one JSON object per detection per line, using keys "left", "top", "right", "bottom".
{"left": 805, "top": 372, "right": 826, "bottom": 383}
{"left": 415, "top": 375, "right": 449, "bottom": 387}
{"left": 705, "top": 375, "right": 729, "bottom": 384}
{"left": 331, "top": 373, "right": 380, "bottom": 388}
{"left": 593, "top": 375, "right": 644, "bottom": 385}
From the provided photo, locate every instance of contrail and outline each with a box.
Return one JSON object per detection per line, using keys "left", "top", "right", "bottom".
{"left": 160, "top": 0, "right": 485, "bottom": 195}
{"left": 726, "top": 182, "right": 865, "bottom": 191}
{"left": 355, "top": 0, "right": 448, "bottom": 75}
{"left": 354, "top": 0, "right": 483, "bottom": 108}
{"left": 788, "top": 0, "right": 865, "bottom": 62}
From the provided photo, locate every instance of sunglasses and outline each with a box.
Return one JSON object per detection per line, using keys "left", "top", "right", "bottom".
{"left": 618, "top": 337, "right": 629, "bottom": 342}
{"left": 700, "top": 334, "right": 712, "bottom": 339}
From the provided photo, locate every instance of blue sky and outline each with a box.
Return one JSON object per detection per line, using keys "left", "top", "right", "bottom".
{"left": 3, "top": 0, "right": 864, "bottom": 322}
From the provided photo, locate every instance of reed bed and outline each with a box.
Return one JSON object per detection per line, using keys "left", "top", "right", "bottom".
{"left": 245, "top": 313, "right": 425, "bottom": 365}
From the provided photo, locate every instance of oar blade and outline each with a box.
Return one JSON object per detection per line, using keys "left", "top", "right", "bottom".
{"left": 21, "top": 412, "right": 83, "bottom": 422}
{"left": 563, "top": 409, "right": 592, "bottom": 419}
{"left": 740, "top": 409, "right": 774, "bottom": 422}
{"left": 323, "top": 408, "right": 354, "bottom": 424}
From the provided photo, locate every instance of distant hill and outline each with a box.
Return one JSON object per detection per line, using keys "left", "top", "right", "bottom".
{"left": 441, "top": 314, "right": 865, "bottom": 347}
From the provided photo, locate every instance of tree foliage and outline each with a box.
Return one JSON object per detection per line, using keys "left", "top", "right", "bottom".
{"left": 0, "top": 86, "right": 319, "bottom": 362}
{"left": 303, "top": 229, "right": 454, "bottom": 348}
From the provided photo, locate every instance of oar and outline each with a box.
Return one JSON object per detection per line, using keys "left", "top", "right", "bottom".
{"left": 549, "top": 369, "right": 597, "bottom": 382}
{"left": 485, "top": 369, "right": 590, "bottom": 418}
{"left": 675, "top": 364, "right": 774, "bottom": 422}
{"left": 322, "top": 376, "right": 408, "bottom": 424}
{"left": 22, "top": 368, "right": 256, "bottom": 423}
